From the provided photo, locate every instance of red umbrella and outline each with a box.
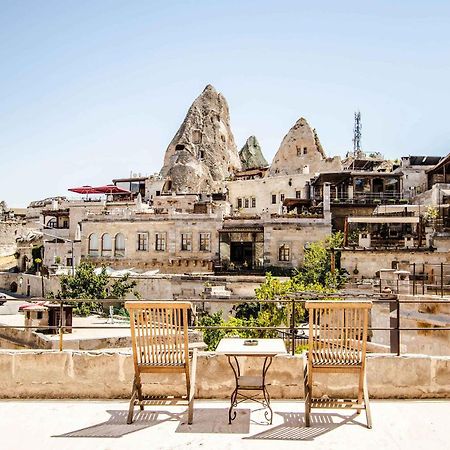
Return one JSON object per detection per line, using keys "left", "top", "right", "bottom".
{"left": 68, "top": 185, "right": 102, "bottom": 194}
{"left": 94, "top": 185, "right": 131, "bottom": 194}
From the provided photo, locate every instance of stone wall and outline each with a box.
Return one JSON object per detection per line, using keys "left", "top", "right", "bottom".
{"left": 341, "top": 249, "right": 450, "bottom": 279}
{"left": 0, "top": 350, "right": 448, "bottom": 399}
{"left": 0, "top": 272, "right": 264, "bottom": 300}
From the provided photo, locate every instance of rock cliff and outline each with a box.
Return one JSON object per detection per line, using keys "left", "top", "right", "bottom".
{"left": 160, "top": 85, "right": 241, "bottom": 192}
{"left": 269, "top": 117, "right": 341, "bottom": 176}
{"left": 239, "top": 136, "right": 268, "bottom": 170}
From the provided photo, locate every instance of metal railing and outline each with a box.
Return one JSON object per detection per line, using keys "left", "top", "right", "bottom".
{"left": 1, "top": 292, "right": 449, "bottom": 356}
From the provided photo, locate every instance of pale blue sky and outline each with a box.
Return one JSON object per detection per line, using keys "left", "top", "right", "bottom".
{"left": 1, "top": 0, "right": 449, "bottom": 206}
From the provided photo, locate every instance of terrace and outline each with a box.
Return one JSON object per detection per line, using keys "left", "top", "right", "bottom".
{"left": 0, "top": 399, "right": 447, "bottom": 450}
{"left": 0, "top": 294, "right": 448, "bottom": 449}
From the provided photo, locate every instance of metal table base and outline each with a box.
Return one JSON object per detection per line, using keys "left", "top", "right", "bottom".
{"left": 227, "top": 355, "right": 274, "bottom": 424}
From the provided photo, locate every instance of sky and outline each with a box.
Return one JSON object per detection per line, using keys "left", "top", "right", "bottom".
{"left": 1, "top": 0, "right": 449, "bottom": 207}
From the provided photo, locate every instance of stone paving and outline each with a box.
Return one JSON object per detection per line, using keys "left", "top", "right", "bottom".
{"left": 0, "top": 399, "right": 448, "bottom": 450}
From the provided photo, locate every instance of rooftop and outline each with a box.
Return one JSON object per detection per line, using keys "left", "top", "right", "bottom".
{"left": 0, "top": 399, "right": 446, "bottom": 450}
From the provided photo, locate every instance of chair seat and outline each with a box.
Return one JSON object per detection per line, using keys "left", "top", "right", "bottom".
{"left": 138, "top": 361, "right": 186, "bottom": 368}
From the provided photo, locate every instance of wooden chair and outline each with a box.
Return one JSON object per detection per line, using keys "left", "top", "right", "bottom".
{"left": 125, "top": 301, "right": 197, "bottom": 424}
{"left": 304, "top": 300, "right": 372, "bottom": 428}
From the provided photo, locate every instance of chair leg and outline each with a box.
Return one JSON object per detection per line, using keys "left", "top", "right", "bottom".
{"left": 304, "top": 364, "right": 311, "bottom": 427}
{"left": 356, "top": 367, "right": 364, "bottom": 415}
{"left": 363, "top": 372, "right": 372, "bottom": 429}
{"left": 187, "top": 349, "right": 198, "bottom": 425}
{"left": 135, "top": 374, "right": 144, "bottom": 411}
{"left": 127, "top": 380, "right": 138, "bottom": 424}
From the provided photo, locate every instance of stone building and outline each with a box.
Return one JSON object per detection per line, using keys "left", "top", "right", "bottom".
{"left": 19, "top": 84, "right": 449, "bottom": 277}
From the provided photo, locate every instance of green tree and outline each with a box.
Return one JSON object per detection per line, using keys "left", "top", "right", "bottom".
{"left": 295, "top": 232, "right": 347, "bottom": 288}
{"left": 52, "top": 262, "right": 139, "bottom": 316}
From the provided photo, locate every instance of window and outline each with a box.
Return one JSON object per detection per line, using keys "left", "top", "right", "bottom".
{"left": 303, "top": 147, "right": 307, "bottom": 154}
{"left": 199, "top": 233, "right": 211, "bottom": 251}
{"left": 115, "top": 233, "right": 125, "bottom": 257}
{"left": 278, "top": 244, "right": 290, "bottom": 261}
{"left": 88, "top": 234, "right": 99, "bottom": 256}
{"left": 155, "top": 233, "right": 166, "bottom": 251}
{"left": 297, "top": 147, "right": 302, "bottom": 156}
{"left": 251, "top": 197, "right": 256, "bottom": 208}
{"left": 198, "top": 150, "right": 205, "bottom": 160}
{"left": 137, "top": 232, "right": 148, "bottom": 251}
{"left": 244, "top": 198, "right": 249, "bottom": 208}
{"left": 271, "top": 194, "right": 277, "bottom": 204}
{"left": 181, "top": 233, "right": 192, "bottom": 251}
{"left": 101, "top": 233, "right": 112, "bottom": 256}
{"left": 280, "top": 193, "right": 285, "bottom": 202}
{"left": 237, "top": 198, "right": 242, "bottom": 208}
{"left": 296, "top": 190, "right": 302, "bottom": 199}
{"left": 175, "top": 144, "right": 185, "bottom": 151}
{"left": 66, "top": 257, "right": 72, "bottom": 267}
{"left": 192, "top": 130, "right": 202, "bottom": 144}
{"left": 62, "top": 219, "right": 69, "bottom": 228}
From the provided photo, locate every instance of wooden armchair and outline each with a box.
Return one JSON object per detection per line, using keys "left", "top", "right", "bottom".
{"left": 304, "top": 300, "right": 372, "bottom": 428}
{"left": 125, "top": 301, "right": 198, "bottom": 424}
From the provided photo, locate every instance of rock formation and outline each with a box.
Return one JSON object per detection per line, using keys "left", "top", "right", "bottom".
{"left": 269, "top": 117, "right": 342, "bottom": 176}
{"left": 160, "top": 85, "right": 241, "bottom": 193}
{"left": 239, "top": 136, "right": 268, "bottom": 170}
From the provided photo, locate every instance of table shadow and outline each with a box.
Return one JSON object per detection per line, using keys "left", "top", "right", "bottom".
{"left": 176, "top": 407, "right": 251, "bottom": 434}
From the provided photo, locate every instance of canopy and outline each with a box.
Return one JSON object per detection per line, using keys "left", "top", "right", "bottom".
{"left": 94, "top": 185, "right": 131, "bottom": 194}
{"left": 68, "top": 185, "right": 131, "bottom": 195}
{"left": 68, "top": 185, "right": 102, "bottom": 194}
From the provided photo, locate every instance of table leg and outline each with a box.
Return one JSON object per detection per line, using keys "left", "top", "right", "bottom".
{"left": 227, "top": 355, "right": 240, "bottom": 424}
{"left": 262, "top": 356, "right": 273, "bottom": 424}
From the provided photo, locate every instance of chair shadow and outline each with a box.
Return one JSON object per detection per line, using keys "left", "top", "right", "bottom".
{"left": 176, "top": 408, "right": 251, "bottom": 434}
{"left": 53, "top": 409, "right": 183, "bottom": 438}
{"left": 245, "top": 412, "right": 366, "bottom": 441}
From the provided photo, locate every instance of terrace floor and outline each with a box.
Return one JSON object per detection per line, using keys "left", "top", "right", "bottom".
{"left": 0, "top": 399, "right": 447, "bottom": 450}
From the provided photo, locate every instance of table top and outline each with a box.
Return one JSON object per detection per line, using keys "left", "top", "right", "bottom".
{"left": 215, "top": 338, "right": 287, "bottom": 356}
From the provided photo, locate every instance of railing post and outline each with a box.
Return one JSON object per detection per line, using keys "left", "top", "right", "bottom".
{"left": 422, "top": 263, "right": 425, "bottom": 295}
{"left": 441, "top": 263, "right": 444, "bottom": 298}
{"left": 412, "top": 263, "right": 416, "bottom": 296}
{"left": 291, "top": 297, "right": 295, "bottom": 356}
{"left": 389, "top": 296, "right": 400, "bottom": 356}
{"left": 59, "top": 300, "right": 64, "bottom": 352}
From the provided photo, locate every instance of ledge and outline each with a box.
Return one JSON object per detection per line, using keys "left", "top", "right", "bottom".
{"left": 0, "top": 350, "right": 448, "bottom": 400}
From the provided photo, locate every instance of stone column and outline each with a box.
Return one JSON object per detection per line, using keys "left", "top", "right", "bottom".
{"left": 348, "top": 185, "right": 354, "bottom": 200}
{"left": 323, "top": 183, "right": 331, "bottom": 212}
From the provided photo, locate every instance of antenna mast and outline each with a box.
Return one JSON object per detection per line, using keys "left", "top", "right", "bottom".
{"left": 353, "top": 111, "right": 362, "bottom": 157}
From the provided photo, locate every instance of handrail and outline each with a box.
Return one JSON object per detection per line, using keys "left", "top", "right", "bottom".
{"left": 0, "top": 295, "right": 449, "bottom": 355}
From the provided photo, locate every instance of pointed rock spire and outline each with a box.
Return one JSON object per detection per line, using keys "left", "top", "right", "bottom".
{"left": 269, "top": 117, "right": 341, "bottom": 176}
{"left": 160, "top": 85, "right": 241, "bottom": 192}
{"left": 239, "top": 136, "right": 268, "bottom": 170}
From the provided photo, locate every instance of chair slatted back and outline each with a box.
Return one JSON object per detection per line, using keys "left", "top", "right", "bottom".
{"left": 305, "top": 301, "right": 372, "bottom": 366}
{"left": 126, "top": 301, "right": 191, "bottom": 369}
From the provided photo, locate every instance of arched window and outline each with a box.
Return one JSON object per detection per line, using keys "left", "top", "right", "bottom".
{"left": 88, "top": 234, "right": 99, "bottom": 256}
{"left": 115, "top": 233, "right": 125, "bottom": 257}
{"left": 101, "top": 233, "right": 112, "bottom": 256}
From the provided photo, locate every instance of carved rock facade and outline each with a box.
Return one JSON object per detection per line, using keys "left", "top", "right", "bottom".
{"left": 160, "top": 85, "right": 241, "bottom": 193}
{"left": 269, "top": 117, "right": 342, "bottom": 176}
